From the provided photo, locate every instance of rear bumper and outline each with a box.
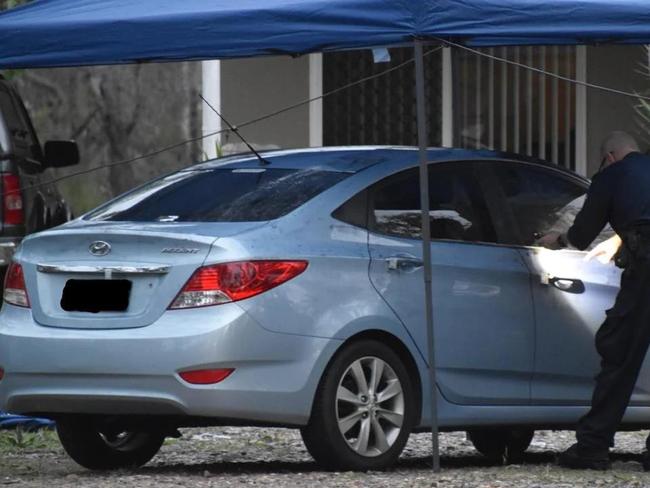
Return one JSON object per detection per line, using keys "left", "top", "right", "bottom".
{"left": 0, "top": 303, "right": 339, "bottom": 426}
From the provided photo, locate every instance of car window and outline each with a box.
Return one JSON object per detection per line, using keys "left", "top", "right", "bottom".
{"left": 365, "top": 162, "right": 497, "bottom": 243}
{"left": 0, "top": 84, "right": 40, "bottom": 160}
{"left": 488, "top": 162, "right": 615, "bottom": 248}
{"left": 85, "top": 167, "right": 348, "bottom": 222}
{"left": 332, "top": 190, "right": 368, "bottom": 228}
{"left": 369, "top": 167, "right": 422, "bottom": 238}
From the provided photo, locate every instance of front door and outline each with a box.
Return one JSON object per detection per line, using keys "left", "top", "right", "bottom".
{"left": 367, "top": 162, "right": 535, "bottom": 405}
{"left": 481, "top": 161, "right": 650, "bottom": 405}
{"left": 522, "top": 248, "right": 622, "bottom": 404}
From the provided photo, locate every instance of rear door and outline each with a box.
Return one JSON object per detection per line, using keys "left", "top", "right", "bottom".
{"left": 481, "top": 161, "right": 641, "bottom": 405}
{"left": 367, "top": 161, "right": 535, "bottom": 405}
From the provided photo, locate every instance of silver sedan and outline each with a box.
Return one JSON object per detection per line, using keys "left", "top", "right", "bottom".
{"left": 0, "top": 147, "right": 630, "bottom": 470}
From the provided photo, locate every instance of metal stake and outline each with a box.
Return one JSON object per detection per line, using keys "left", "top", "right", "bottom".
{"left": 413, "top": 39, "right": 440, "bottom": 473}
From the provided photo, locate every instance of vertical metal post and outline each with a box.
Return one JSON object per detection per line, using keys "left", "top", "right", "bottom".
{"left": 575, "top": 45, "right": 587, "bottom": 176}
{"left": 514, "top": 47, "right": 520, "bottom": 154}
{"left": 414, "top": 39, "right": 440, "bottom": 473}
{"left": 476, "top": 54, "right": 482, "bottom": 149}
{"left": 488, "top": 48, "right": 495, "bottom": 150}
{"left": 526, "top": 47, "right": 533, "bottom": 156}
{"left": 462, "top": 51, "right": 468, "bottom": 144}
{"left": 539, "top": 46, "right": 547, "bottom": 160}
{"left": 552, "top": 46, "right": 559, "bottom": 164}
{"left": 308, "top": 53, "right": 323, "bottom": 148}
{"left": 500, "top": 47, "right": 508, "bottom": 151}
{"left": 441, "top": 48, "right": 454, "bottom": 147}
{"left": 564, "top": 46, "right": 572, "bottom": 168}
{"left": 201, "top": 60, "right": 222, "bottom": 159}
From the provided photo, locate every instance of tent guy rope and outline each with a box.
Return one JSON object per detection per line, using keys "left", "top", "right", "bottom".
{"left": 439, "top": 38, "right": 650, "bottom": 102}
{"left": 6, "top": 41, "right": 650, "bottom": 195}
{"left": 5, "top": 47, "right": 442, "bottom": 196}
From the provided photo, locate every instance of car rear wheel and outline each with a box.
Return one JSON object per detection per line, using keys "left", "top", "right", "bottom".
{"left": 301, "top": 339, "right": 416, "bottom": 471}
{"left": 56, "top": 417, "right": 165, "bottom": 470}
{"left": 467, "top": 428, "right": 534, "bottom": 463}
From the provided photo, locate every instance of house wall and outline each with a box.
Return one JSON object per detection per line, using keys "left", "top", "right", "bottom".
{"left": 586, "top": 45, "right": 648, "bottom": 176}
{"left": 220, "top": 56, "right": 311, "bottom": 152}
{"left": 217, "top": 46, "right": 650, "bottom": 178}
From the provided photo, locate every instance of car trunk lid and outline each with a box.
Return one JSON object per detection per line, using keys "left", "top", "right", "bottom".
{"left": 18, "top": 222, "right": 261, "bottom": 329}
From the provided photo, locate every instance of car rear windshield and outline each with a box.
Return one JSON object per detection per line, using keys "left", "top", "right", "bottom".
{"left": 85, "top": 167, "right": 349, "bottom": 222}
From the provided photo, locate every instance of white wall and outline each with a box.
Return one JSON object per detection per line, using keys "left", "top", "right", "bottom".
{"left": 220, "top": 55, "right": 312, "bottom": 153}
{"left": 586, "top": 45, "right": 648, "bottom": 176}
{"left": 201, "top": 60, "right": 221, "bottom": 159}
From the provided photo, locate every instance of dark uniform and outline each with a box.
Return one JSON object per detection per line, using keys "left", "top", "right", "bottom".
{"left": 566, "top": 151, "right": 650, "bottom": 458}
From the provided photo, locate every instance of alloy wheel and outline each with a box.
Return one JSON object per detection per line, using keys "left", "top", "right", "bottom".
{"left": 335, "top": 356, "right": 405, "bottom": 457}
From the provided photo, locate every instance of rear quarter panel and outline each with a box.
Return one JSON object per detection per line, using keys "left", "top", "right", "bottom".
{"left": 204, "top": 165, "right": 423, "bottom": 346}
{"left": 201, "top": 167, "right": 433, "bottom": 419}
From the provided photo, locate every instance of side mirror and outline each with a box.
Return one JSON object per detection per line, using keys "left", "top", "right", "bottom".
{"left": 44, "top": 140, "right": 79, "bottom": 168}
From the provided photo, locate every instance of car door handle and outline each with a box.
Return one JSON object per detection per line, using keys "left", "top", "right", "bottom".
{"left": 386, "top": 255, "right": 423, "bottom": 271}
{"left": 540, "top": 273, "right": 585, "bottom": 293}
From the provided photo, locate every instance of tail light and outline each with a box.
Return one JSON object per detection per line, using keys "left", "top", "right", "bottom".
{"left": 4, "top": 261, "right": 29, "bottom": 308}
{"left": 179, "top": 368, "right": 234, "bottom": 385}
{"left": 2, "top": 174, "right": 23, "bottom": 226}
{"left": 170, "top": 260, "right": 308, "bottom": 309}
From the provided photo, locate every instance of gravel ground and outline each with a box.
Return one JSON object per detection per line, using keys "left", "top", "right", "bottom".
{"left": 2, "top": 427, "right": 650, "bottom": 487}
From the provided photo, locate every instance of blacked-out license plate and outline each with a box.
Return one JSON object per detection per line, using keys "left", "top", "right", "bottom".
{"left": 60, "top": 279, "right": 132, "bottom": 313}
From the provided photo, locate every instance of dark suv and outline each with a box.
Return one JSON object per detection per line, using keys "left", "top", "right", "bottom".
{"left": 0, "top": 76, "right": 79, "bottom": 281}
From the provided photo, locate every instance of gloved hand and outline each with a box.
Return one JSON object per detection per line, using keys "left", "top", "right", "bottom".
{"left": 584, "top": 234, "right": 622, "bottom": 264}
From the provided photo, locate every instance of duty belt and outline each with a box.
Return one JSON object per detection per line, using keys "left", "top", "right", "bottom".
{"left": 620, "top": 226, "right": 650, "bottom": 265}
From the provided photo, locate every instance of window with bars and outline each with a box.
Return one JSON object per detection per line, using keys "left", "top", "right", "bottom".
{"left": 453, "top": 46, "right": 577, "bottom": 171}
{"left": 323, "top": 48, "right": 442, "bottom": 147}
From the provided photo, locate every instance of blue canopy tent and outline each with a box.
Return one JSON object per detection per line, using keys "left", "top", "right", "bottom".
{"left": 1, "top": 0, "right": 650, "bottom": 68}
{"left": 1, "top": 0, "right": 650, "bottom": 471}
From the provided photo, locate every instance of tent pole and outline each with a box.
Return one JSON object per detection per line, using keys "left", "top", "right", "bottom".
{"left": 413, "top": 39, "right": 440, "bottom": 473}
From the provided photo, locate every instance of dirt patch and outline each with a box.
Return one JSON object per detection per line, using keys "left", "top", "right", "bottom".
{"left": 1, "top": 428, "right": 650, "bottom": 487}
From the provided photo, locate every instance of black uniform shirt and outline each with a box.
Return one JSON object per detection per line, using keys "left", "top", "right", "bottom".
{"left": 568, "top": 152, "right": 650, "bottom": 250}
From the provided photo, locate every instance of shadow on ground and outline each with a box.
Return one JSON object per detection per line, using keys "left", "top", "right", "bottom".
{"left": 133, "top": 451, "right": 644, "bottom": 475}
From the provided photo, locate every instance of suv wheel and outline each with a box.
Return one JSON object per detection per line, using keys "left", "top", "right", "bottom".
{"left": 56, "top": 417, "right": 165, "bottom": 470}
{"left": 301, "top": 339, "right": 416, "bottom": 470}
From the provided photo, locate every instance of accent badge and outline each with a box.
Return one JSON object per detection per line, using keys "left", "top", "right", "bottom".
{"left": 89, "top": 241, "right": 111, "bottom": 256}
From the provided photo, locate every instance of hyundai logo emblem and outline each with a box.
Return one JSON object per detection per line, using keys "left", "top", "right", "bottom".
{"left": 89, "top": 241, "right": 111, "bottom": 256}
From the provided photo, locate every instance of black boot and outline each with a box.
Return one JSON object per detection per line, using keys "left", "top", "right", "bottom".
{"left": 558, "top": 443, "right": 611, "bottom": 470}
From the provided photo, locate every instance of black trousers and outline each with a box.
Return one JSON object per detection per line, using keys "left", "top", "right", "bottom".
{"left": 576, "top": 255, "right": 650, "bottom": 452}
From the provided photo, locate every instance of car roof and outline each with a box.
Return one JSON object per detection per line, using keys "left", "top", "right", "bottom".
{"left": 190, "top": 146, "right": 586, "bottom": 181}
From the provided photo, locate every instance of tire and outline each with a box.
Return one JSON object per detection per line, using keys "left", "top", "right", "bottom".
{"left": 56, "top": 417, "right": 165, "bottom": 470}
{"left": 503, "top": 428, "right": 535, "bottom": 463}
{"left": 467, "top": 428, "right": 534, "bottom": 463}
{"left": 301, "top": 339, "right": 416, "bottom": 471}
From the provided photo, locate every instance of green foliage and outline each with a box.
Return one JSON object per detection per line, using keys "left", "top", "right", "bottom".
{"left": 634, "top": 45, "right": 650, "bottom": 146}
{"left": 200, "top": 141, "right": 224, "bottom": 161}
{"left": 58, "top": 176, "right": 108, "bottom": 215}
{"left": 0, "top": 427, "right": 59, "bottom": 452}
{"left": 0, "top": 0, "right": 29, "bottom": 11}
{"left": 1, "top": 69, "right": 22, "bottom": 81}
{"left": 636, "top": 98, "right": 650, "bottom": 137}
